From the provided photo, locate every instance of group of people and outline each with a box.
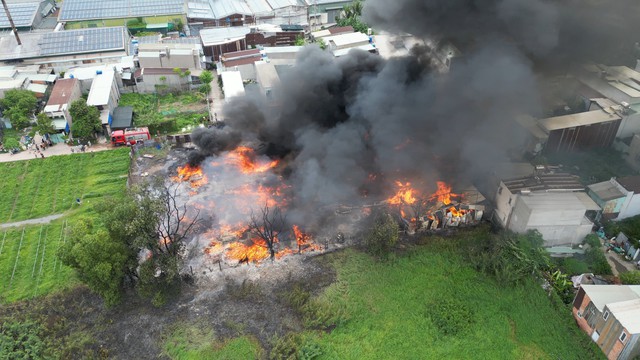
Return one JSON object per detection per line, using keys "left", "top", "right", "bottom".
{"left": 30, "top": 138, "right": 52, "bottom": 159}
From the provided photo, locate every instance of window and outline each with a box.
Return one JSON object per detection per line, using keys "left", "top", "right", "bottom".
{"left": 498, "top": 187, "right": 503, "bottom": 195}
{"left": 620, "top": 331, "right": 627, "bottom": 343}
{"left": 508, "top": 198, "right": 512, "bottom": 205}
{"left": 603, "top": 311, "right": 610, "bottom": 321}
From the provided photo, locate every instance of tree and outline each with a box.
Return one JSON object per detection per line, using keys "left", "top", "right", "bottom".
{"left": 198, "top": 70, "right": 213, "bottom": 95}
{"left": 620, "top": 271, "right": 640, "bottom": 285}
{"left": 336, "top": 0, "right": 369, "bottom": 34}
{"left": 58, "top": 178, "right": 201, "bottom": 306}
{"left": 294, "top": 35, "right": 306, "bottom": 46}
{"left": 69, "top": 100, "right": 101, "bottom": 141}
{"left": 35, "top": 113, "right": 55, "bottom": 136}
{"left": 365, "top": 213, "right": 399, "bottom": 258}
{"left": 0, "top": 89, "right": 37, "bottom": 129}
{"left": 173, "top": 68, "right": 192, "bottom": 91}
{"left": 316, "top": 38, "right": 327, "bottom": 50}
{"left": 249, "top": 204, "right": 286, "bottom": 261}
{"left": 58, "top": 218, "right": 133, "bottom": 306}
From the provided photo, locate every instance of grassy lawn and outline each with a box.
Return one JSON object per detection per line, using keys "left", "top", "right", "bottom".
{"left": 190, "top": 240, "right": 601, "bottom": 359}
{"left": 300, "top": 247, "right": 601, "bottom": 359}
{"left": 0, "top": 148, "right": 131, "bottom": 303}
{"left": 119, "top": 92, "right": 208, "bottom": 134}
{"left": 164, "top": 325, "right": 262, "bottom": 360}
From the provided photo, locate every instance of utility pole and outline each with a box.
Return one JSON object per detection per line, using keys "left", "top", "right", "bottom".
{"left": 1, "top": 0, "right": 21, "bottom": 45}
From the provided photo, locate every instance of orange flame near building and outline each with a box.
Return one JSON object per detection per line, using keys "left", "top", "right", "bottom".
{"left": 226, "top": 146, "right": 280, "bottom": 174}
{"left": 387, "top": 181, "right": 417, "bottom": 205}
{"left": 430, "top": 181, "right": 460, "bottom": 205}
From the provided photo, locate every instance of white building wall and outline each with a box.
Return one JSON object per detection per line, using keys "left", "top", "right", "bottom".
{"left": 617, "top": 112, "right": 640, "bottom": 138}
{"left": 618, "top": 193, "right": 640, "bottom": 220}
{"left": 494, "top": 182, "right": 516, "bottom": 227}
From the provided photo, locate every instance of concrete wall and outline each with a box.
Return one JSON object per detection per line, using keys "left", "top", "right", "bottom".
{"left": 493, "top": 182, "right": 515, "bottom": 227}
{"left": 137, "top": 73, "right": 186, "bottom": 94}
{"left": 617, "top": 112, "right": 640, "bottom": 138}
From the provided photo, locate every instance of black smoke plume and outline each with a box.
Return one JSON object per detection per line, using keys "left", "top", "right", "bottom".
{"left": 189, "top": 0, "right": 639, "bottom": 223}
{"left": 187, "top": 127, "right": 242, "bottom": 166}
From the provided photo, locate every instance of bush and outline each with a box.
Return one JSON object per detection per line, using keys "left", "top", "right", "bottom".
{"left": 365, "top": 213, "right": 399, "bottom": 258}
{"left": 620, "top": 271, "right": 640, "bottom": 285}
{"left": 0, "top": 321, "right": 47, "bottom": 359}
{"left": 559, "top": 257, "right": 589, "bottom": 275}
{"left": 269, "top": 333, "right": 323, "bottom": 360}
{"left": 2, "top": 137, "right": 20, "bottom": 149}
{"left": 427, "top": 298, "right": 474, "bottom": 336}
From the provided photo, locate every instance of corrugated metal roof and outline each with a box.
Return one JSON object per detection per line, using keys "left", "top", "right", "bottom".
{"left": 255, "top": 62, "right": 279, "bottom": 89}
{"left": 538, "top": 110, "right": 621, "bottom": 132}
{"left": 26, "top": 83, "right": 48, "bottom": 93}
{"left": 47, "top": 78, "right": 78, "bottom": 106}
{"left": 332, "top": 43, "right": 376, "bottom": 57}
{"left": 580, "top": 285, "right": 640, "bottom": 312}
{"left": 52, "top": 119, "right": 67, "bottom": 130}
{"left": 502, "top": 173, "right": 583, "bottom": 193}
{"left": 59, "top": 0, "right": 185, "bottom": 21}
{"left": 200, "top": 26, "right": 251, "bottom": 46}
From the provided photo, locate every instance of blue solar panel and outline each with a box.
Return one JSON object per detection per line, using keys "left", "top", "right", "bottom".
{"left": 59, "top": 0, "right": 185, "bottom": 21}
{"left": 39, "top": 27, "right": 126, "bottom": 56}
{"left": 0, "top": 2, "right": 39, "bottom": 28}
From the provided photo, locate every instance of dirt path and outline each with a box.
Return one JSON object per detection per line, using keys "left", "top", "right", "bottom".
{"left": 0, "top": 213, "right": 65, "bottom": 229}
{"left": 605, "top": 250, "right": 636, "bottom": 276}
{"left": 0, "top": 143, "right": 112, "bottom": 163}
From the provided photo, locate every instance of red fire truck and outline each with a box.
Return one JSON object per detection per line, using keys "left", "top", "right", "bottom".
{"left": 111, "top": 127, "right": 151, "bottom": 146}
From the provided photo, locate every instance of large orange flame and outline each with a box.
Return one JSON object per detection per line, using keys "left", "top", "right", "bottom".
{"left": 226, "top": 146, "right": 280, "bottom": 174}
{"left": 172, "top": 164, "right": 208, "bottom": 190}
{"left": 387, "top": 181, "right": 417, "bottom": 205}
{"left": 226, "top": 238, "right": 271, "bottom": 263}
{"left": 292, "top": 225, "right": 322, "bottom": 252}
{"left": 430, "top": 181, "right": 459, "bottom": 205}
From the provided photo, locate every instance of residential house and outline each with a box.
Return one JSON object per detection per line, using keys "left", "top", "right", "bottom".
{"left": 64, "top": 56, "right": 136, "bottom": 93}
{"left": 218, "top": 49, "right": 262, "bottom": 80}
{"left": 494, "top": 170, "right": 600, "bottom": 246}
{"left": 255, "top": 62, "right": 280, "bottom": 98}
{"left": 43, "top": 78, "right": 82, "bottom": 133}
{"left": 0, "top": 27, "right": 129, "bottom": 69}
{"left": 310, "top": 26, "right": 354, "bottom": 41}
{"left": 137, "top": 43, "right": 203, "bottom": 70}
{"left": 587, "top": 179, "right": 627, "bottom": 220}
{"left": 573, "top": 285, "right": 640, "bottom": 359}
{"left": 577, "top": 64, "right": 640, "bottom": 138}
{"left": 322, "top": 32, "right": 377, "bottom": 57}
{"left": 86, "top": 70, "right": 120, "bottom": 134}
{"left": 0, "top": 65, "right": 56, "bottom": 98}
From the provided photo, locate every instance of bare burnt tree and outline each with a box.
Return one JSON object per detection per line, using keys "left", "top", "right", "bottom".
{"left": 410, "top": 195, "right": 428, "bottom": 230}
{"left": 249, "top": 203, "right": 286, "bottom": 261}
{"left": 156, "top": 181, "right": 201, "bottom": 257}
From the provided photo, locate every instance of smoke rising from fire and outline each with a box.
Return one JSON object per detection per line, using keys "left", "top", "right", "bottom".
{"left": 189, "top": 0, "right": 639, "bottom": 224}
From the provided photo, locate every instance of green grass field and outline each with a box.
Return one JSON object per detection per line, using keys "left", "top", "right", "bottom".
{"left": 191, "top": 242, "right": 601, "bottom": 359}
{"left": 0, "top": 149, "right": 131, "bottom": 303}
{"left": 164, "top": 325, "right": 262, "bottom": 360}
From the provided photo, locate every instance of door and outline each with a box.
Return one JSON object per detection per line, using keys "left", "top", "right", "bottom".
{"left": 591, "top": 330, "right": 600, "bottom": 342}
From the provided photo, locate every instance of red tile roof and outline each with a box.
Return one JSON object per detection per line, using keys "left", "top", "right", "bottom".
{"left": 46, "top": 78, "right": 78, "bottom": 106}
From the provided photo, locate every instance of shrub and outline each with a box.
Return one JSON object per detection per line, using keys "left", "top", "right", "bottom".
{"left": 620, "top": 271, "right": 640, "bottom": 285}
{"left": 559, "top": 257, "right": 589, "bottom": 275}
{"left": 269, "top": 333, "right": 323, "bottom": 360}
{"left": 3, "top": 137, "right": 20, "bottom": 149}
{"left": 365, "top": 213, "right": 399, "bottom": 258}
{"left": 0, "top": 321, "right": 47, "bottom": 359}
{"left": 427, "top": 298, "right": 474, "bottom": 336}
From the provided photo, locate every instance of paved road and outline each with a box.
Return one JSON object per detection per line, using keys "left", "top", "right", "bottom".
{"left": 0, "top": 213, "right": 64, "bottom": 229}
{"left": 0, "top": 143, "right": 112, "bottom": 163}
{"left": 605, "top": 249, "right": 636, "bottom": 276}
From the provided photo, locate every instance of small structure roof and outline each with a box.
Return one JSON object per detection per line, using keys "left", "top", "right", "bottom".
{"left": 332, "top": 43, "right": 376, "bottom": 57}
{"left": 580, "top": 285, "right": 640, "bottom": 311}
{"left": 0, "top": 1, "right": 39, "bottom": 28}
{"left": 220, "top": 71, "right": 245, "bottom": 100}
{"left": 538, "top": 110, "right": 621, "bottom": 132}
{"left": 502, "top": 172, "right": 584, "bottom": 193}
{"left": 200, "top": 26, "right": 251, "bottom": 46}
{"left": 607, "top": 299, "right": 640, "bottom": 334}
{"left": 255, "top": 62, "right": 280, "bottom": 89}
{"left": 86, "top": 71, "right": 115, "bottom": 107}
{"left": 59, "top": 0, "right": 185, "bottom": 22}
{"left": 142, "top": 67, "right": 187, "bottom": 75}
{"left": 617, "top": 175, "right": 640, "bottom": 194}
{"left": 588, "top": 180, "right": 626, "bottom": 201}
{"left": 110, "top": 106, "right": 133, "bottom": 130}
{"left": 46, "top": 78, "right": 78, "bottom": 106}
{"left": 26, "top": 83, "right": 47, "bottom": 94}
{"left": 52, "top": 118, "right": 67, "bottom": 130}
{"left": 519, "top": 192, "right": 599, "bottom": 212}
{"left": 324, "top": 31, "right": 370, "bottom": 48}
